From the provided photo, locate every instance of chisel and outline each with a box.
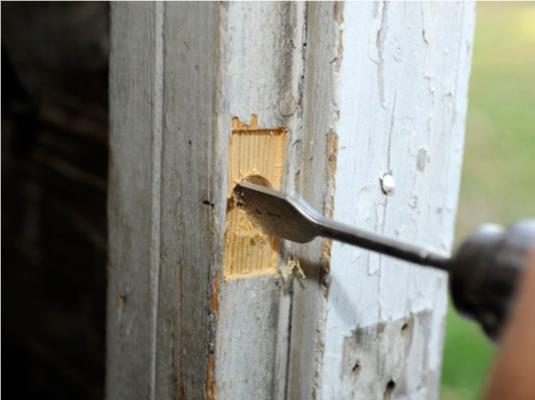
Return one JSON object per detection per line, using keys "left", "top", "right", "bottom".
{"left": 234, "top": 180, "right": 535, "bottom": 340}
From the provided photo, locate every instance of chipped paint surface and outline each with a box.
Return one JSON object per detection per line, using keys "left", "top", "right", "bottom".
{"left": 215, "top": 3, "right": 305, "bottom": 399}
{"left": 109, "top": 2, "right": 474, "bottom": 399}
{"left": 285, "top": 4, "right": 343, "bottom": 399}
{"left": 318, "top": 2, "right": 475, "bottom": 398}
{"left": 286, "top": 3, "right": 471, "bottom": 397}
{"left": 341, "top": 311, "right": 432, "bottom": 399}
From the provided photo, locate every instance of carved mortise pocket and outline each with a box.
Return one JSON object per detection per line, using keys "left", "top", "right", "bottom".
{"left": 223, "top": 116, "right": 286, "bottom": 278}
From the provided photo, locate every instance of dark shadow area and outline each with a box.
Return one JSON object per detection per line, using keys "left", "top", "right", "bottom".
{"left": 2, "top": 3, "right": 109, "bottom": 398}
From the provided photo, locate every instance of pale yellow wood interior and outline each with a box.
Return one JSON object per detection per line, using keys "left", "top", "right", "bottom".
{"left": 224, "top": 116, "right": 286, "bottom": 278}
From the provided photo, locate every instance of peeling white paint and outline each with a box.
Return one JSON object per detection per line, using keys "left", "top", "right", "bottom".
{"left": 109, "top": 2, "right": 475, "bottom": 399}
{"left": 320, "top": 2, "right": 475, "bottom": 398}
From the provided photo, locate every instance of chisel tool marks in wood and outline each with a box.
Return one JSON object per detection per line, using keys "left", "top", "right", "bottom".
{"left": 224, "top": 115, "right": 286, "bottom": 278}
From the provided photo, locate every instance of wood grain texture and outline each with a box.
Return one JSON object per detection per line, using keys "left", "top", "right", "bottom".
{"left": 108, "top": 3, "right": 223, "bottom": 399}
{"left": 224, "top": 117, "right": 286, "bottom": 278}
{"left": 109, "top": 3, "right": 304, "bottom": 399}
{"left": 107, "top": 3, "right": 162, "bottom": 399}
{"left": 108, "top": 2, "right": 474, "bottom": 399}
{"left": 286, "top": 2, "right": 475, "bottom": 399}
{"left": 155, "top": 3, "right": 222, "bottom": 399}
{"left": 214, "top": 3, "right": 305, "bottom": 398}
{"left": 284, "top": 2, "right": 344, "bottom": 398}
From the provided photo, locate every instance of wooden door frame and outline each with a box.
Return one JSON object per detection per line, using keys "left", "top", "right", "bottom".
{"left": 107, "top": 3, "right": 475, "bottom": 399}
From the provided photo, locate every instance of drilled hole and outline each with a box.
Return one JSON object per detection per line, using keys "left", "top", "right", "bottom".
{"left": 230, "top": 175, "right": 272, "bottom": 211}
{"left": 352, "top": 360, "right": 361, "bottom": 374}
{"left": 401, "top": 322, "right": 409, "bottom": 332}
{"left": 384, "top": 380, "right": 396, "bottom": 396}
{"left": 242, "top": 175, "right": 271, "bottom": 188}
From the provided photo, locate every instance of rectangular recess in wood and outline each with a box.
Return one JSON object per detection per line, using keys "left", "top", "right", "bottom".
{"left": 224, "top": 115, "right": 286, "bottom": 278}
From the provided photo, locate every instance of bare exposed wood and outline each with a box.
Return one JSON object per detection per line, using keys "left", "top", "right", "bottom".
{"left": 108, "top": 2, "right": 474, "bottom": 399}
{"left": 214, "top": 3, "right": 305, "bottom": 398}
{"left": 224, "top": 116, "right": 286, "bottom": 278}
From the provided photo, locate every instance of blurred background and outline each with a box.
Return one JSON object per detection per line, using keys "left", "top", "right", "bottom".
{"left": 2, "top": 2, "right": 534, "bottom": 400}
{"left": 441, "top": 3, "right": 535, "bottom": 399}
{"left": 2, "top": 3, "right": 109, "bottom": 399}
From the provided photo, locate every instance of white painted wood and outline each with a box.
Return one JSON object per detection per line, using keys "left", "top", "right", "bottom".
{"left": 108, "top": 2, "right": 474, "bottom": 399}
{"left": 215, "top": 3, "right": 305, "bottom": 399}
{"left": 288, "top": 2, "right": 475, "bottom": 399}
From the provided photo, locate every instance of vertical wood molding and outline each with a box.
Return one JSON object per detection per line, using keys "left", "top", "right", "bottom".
{"left": 107, "top": 3, "right": 163, "bottom": 399}
{"left": 286, "top": 3, "right": 343, "bottom": 398}
{"left": 214, "top": 4, "right": 305, "bottom": 399}
{"left": 108, "top": 3, "right": 223, "bottom": 399}
{"left": 108, "top": 2, "right": 474, "bottom": 399}
{"left": 149, "top": 3, "right": 164, "bottom": 399}
{"left": 288, "top": 2, "right": 476, "bottom": 399}
{"left": 155, "top": 3, "right": 221, "bottom": 399}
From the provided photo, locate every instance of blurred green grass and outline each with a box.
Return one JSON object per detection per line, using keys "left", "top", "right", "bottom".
{"left": 441, "top": 3, "right": 535, "bottom": 399}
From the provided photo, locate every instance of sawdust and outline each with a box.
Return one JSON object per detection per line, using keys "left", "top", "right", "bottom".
{"left": 223, "top": 116, "right": 286, "bottom": 279}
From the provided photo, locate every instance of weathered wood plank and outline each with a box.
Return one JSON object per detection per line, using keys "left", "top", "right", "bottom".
{"left": 214, "top": 3, "right": 306, "bottom": 399}
{"left": 108, "top": 2, "right": 474, "bottom": 399}
{"left": 109, "top": 3, "right": 304, "bottom": 399}
{"left": 288, "top": 2, "right": 475, "bottom": 399}
{"left": 285, "top": 3, "right": 343, "bottom": 399}
{"left": 108, "top": 3, "right": 223, "bottom": 399}
{"left": 107, "top": 3, "right": 163, "bottom": 399}
{"left": 154, "top": 3, "right": 222, "bottom": 399}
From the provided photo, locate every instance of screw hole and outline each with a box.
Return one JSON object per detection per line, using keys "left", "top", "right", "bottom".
{"left": 401, "top": 322, "right": 409, "bottom": 332}
{"left": 352, "top": 360, "right": 361, "bottom": 373}
{"left": 384, "top": 380, "right": 396, "bottom": 396}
